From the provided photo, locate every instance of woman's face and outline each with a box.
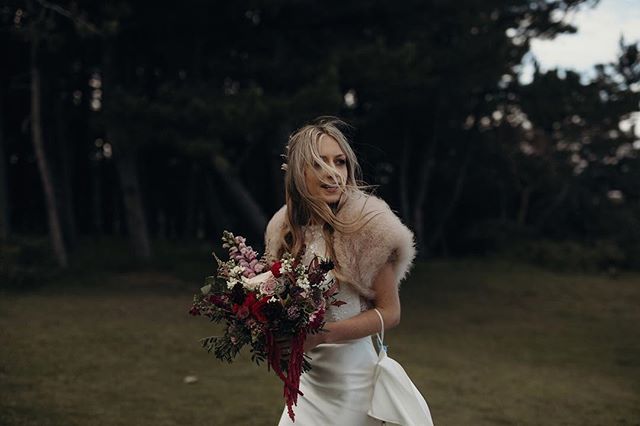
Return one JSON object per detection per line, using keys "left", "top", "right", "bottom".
{"left": 304, "top": 135, "right": 348, "bottom": 205}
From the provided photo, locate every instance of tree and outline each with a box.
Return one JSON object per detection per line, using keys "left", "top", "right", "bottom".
{"left": 24, "top": 2, "right": 68, "bottom": 266}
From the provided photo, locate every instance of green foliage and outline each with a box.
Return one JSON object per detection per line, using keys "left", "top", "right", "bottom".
{"left": 5, "top": 0, "right": 640, "bottom": 265}
{"left": 0, "top": 237, "right": 54, "bottom": 289}
{"left": 201, "top": 334, "right": 245, "bottom": 364}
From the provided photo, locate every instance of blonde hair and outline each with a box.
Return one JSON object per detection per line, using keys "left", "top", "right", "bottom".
{"left": 277, "top": 117, "right": 379, "bottom": 285}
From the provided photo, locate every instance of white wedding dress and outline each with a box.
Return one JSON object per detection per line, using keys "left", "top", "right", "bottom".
{"left": 277, "top": 225, "right": 383, "bottom": 426}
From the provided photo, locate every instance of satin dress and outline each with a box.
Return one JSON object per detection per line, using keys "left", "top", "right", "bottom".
{"left": 277, "top": 225, "right": 382, "bottom": 426}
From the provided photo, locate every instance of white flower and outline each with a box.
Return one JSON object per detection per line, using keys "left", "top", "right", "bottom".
{"left": 230, "top": 265, "right": 244, "bottom": 276}
{"left": 296, "top": 276, "right": 310, "bottom": 290}
{"left": 241, "top": 270, "right": 274, "bottom": 291}
{"left": 295, "top": 263, "right": 306, "bottom": 274}
{"left": 227, "top": 277, "right": 239, "bottom": 289}
{"left": 280, "top": 258, "right": 293, "bottom": 274}
{"left": 319, "top": 271, "right": 335, "bottom": 291}
{"left": 268, "top": 296, "right": 278, "bottom": 303}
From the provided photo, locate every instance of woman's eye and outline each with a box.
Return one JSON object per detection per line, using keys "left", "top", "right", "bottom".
{"left": 336, "top": 159, "right": 346, "bottom": 166}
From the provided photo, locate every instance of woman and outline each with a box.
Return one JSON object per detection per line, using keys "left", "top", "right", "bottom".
{"left": 264, "top": 117, "right": 417, "bottom": 425}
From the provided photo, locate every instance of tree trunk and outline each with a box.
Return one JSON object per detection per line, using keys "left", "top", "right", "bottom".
{"left": 157, "top": 209, "right": 167, "bottom": 240}
{"left": 113, "top": 181, "right": 123, "bottom": 235}
{"left": 184, "top": 162, "right": 198, "bottom": 239}
{"left": 534, "top": 183, "right": 570, "bottom": 229}
{"left": 91, "top": 158, "right": 103, "bottom": 233}
{"left": 113, "top": 144, "right": 152, "bottom": 260}
{"left": 498, "top": 182, "right": 508, "bottom": 224}
{"left": 54, "top": 95, "right": 78, "bottom": 248}
{"left": 203, "top": 170, "right": 233, "bottom": 238}
{"left": 427, "top": 141, "right": 473, "bottom": 253}
{"left": 412, "top": 110, "right": 439, "bottom": 257}
{"left": 30, "top": 29, "right": 68, "bottom": 267}
{"left": 102, "top": 41, "right": 152, "bottom": 260}
{"left": 517, "top": 186, "right": 532, "bottom": 225}
{"left": 0, "top": 83, "right": 9, "bottom": 241}
{"left": 212, "top": 154, "right": 267, "bottom": 236}
{"left": 398, "top": 126, "right": 411, "bottom": 223}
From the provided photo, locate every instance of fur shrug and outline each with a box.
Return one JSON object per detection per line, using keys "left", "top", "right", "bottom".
{"left": 263, "top": 190, "right": 416, "bottom": 299}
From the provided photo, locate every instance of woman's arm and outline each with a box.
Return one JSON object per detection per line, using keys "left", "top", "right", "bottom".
{"left": 304, "top": 261, "right": 401, "bottom": 351}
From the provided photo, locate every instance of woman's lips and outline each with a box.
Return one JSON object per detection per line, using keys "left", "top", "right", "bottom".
{"left": 321, "top": 185, "right": 339, "bottom": 193}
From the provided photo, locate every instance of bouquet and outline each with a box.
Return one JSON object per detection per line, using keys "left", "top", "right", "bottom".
{"left": 189, "top": 231, "right": 342, "bottom": 421}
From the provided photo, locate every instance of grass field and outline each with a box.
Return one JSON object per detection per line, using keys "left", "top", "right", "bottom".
{"left": 1, "top": 242, "right": 639, "bottom": 425}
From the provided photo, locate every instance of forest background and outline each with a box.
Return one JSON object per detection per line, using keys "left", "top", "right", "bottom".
{"left": 1, "top": 0, "right": 639, "bottom": 280}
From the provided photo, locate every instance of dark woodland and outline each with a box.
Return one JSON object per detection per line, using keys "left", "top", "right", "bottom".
{"left": 2, "top": 0, "right": 640, "bottom": 282}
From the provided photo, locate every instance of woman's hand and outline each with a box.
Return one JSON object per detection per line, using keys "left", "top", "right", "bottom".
{"left": 276, "top": 330, "right": 327, "bottom": 355}
{"left": 303, "top": 330, "right": 327, "bottom": 353}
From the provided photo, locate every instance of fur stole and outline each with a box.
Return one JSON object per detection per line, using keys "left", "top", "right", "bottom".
{"left": 263, "top": 190, "right": 416, "bottom": 299}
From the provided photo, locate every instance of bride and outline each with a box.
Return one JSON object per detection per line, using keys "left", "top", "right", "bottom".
{"left": 264, "top": 117, "right": 428, "bottom": 425}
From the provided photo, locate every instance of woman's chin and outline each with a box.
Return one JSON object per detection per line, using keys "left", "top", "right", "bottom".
{"left": 321, "top": 193, "right": 342, "bottom": 205}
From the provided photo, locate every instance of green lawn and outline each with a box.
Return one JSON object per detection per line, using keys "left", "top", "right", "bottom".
{"left": 1, "top": 253, "right": 639, "bottom": 425}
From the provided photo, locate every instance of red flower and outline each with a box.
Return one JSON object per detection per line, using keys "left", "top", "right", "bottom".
{"left": 208, "top": 294, "right": 228, "bottom": 308}
{"left": 243, "top": 292, "right": 257, "bottom": 306}
{"left": 233, "top": 292, "right": 256, "bottom": 319}
{"left": 271, "top": 261, "right": 282, "bottom": 278}
{"left": 232, "top": 292, "right": 270, "bottom": 322}
{"left": 251, "top": 296, "right": 271, "bottom": 323}
{"left": 234, "top": 305, "right": 250, "bottom": 319}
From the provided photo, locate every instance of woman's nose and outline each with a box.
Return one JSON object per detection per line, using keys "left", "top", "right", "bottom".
{"left": 320, "top": 167, "right": 336, "bottom": 181}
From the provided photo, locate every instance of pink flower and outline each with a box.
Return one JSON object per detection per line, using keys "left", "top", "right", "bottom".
{"left": 259, "top": 276, "right": 278, "bottom": 296}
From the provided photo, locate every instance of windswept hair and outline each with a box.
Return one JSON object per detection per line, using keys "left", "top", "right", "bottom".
{"left": 277, "top": 116, "right": 379, "bottom": 286}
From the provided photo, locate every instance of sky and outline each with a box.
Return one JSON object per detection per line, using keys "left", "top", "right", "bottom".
{"left": 522, "top": 0, "right": 640, "bottom": 137}
{"left": 522, "top": 0, "right": 640, "bottom": 83}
